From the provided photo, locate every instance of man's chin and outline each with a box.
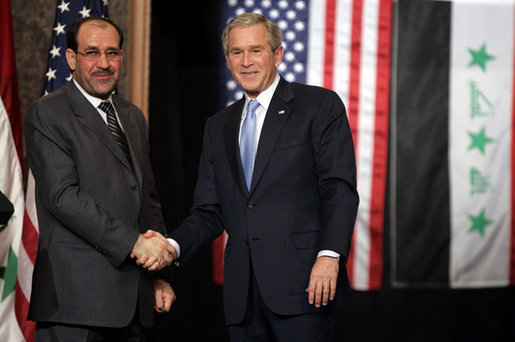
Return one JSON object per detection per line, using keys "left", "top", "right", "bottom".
{"left": 91, "top": 85, "right": 117, "bottom": 98}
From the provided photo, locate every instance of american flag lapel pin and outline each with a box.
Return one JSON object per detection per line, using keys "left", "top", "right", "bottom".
{"left": 278, "top": 110, "right": 286, "bottom": 115}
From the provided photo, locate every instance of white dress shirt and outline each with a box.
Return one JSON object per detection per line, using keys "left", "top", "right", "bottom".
{"left": 73, "top": 79, "right": 124, "bottom": 131}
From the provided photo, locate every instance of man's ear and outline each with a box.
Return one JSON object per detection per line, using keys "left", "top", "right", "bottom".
{"left": 65, "top": 48, "right": 76, "bottom": 72}
{"left": 274, "top": 45, "right": 284, "bottom": 68}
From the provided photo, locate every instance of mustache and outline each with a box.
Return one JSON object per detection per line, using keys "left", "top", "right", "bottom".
{"left": 92, "top": 69, "right": 114, "bottom": 76}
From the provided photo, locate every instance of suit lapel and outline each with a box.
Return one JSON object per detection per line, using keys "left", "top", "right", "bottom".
{"left": 250, "top": 79, "right": 293, "bottom": 193}
{"left": 65, "top": 82, "right": 134, "bottom": 174}
{"left": 223, "top": 98, "right": 248, "bottom": 196}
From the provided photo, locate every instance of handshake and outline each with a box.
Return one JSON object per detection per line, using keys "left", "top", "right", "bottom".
{"left": 130, "top": 230, "right": 177, "bottom": 271}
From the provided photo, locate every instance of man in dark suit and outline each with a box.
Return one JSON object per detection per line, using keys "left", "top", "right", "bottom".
{"left": 25, "top": 17, "right": 175, "bottom": 342}
{"left": 142, "top": 12, "right": 358, "bottom": 342}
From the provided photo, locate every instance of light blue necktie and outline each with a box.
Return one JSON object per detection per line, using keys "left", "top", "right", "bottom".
{"left": 240, "top": 99, "right": 260, "bottom": 190}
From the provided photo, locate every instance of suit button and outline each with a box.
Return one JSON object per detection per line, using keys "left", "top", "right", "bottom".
{"left": 248, "top": 202, "right": 255, "bottom": 208}
{"left": 131, "top": 185, "right": 138, "bottom": 191}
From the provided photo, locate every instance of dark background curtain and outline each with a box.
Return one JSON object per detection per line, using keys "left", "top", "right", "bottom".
{"left": 148, "top": 1, "right": 515, "bottom": 341}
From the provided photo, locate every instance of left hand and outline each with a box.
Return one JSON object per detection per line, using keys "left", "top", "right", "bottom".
{"left": 154, "top": 279, "right": 176, "bottom": 313}
{"left": 306, "top": 256, "right": 339, "bottom": 308}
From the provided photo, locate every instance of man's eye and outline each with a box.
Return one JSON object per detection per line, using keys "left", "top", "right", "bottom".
{"left": 84, "top": 51, "right": 100, "bottom": 57}
{"left": 106, "top": 51, "right": 120, "bottom": 57}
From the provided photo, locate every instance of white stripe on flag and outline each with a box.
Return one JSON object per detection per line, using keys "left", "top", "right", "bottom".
{"left": 17, "top": 240, "right": 34, "bottom": 301}
{"left": 333, "top": 0, "right": 353, "bottom": 105}
{"left": 306, "top": 0, "right": 326, "bottom": 87}
{"left": 450, "top": 0, "right": 513, "bottom": 287}
{"left": 25, "top": 171, "right": 39, "bottom": 233}
{"left": 353, "top": 0, "right": 380, "bottom": 290}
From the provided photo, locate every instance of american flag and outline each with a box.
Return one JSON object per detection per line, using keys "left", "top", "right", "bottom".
{"left": 215, "top": 0, "right": 393, "bottom": 291}
{"left": 43, "top": 0, "right": 108, "bottom": 95}
{"left": 13, "top": 2, "right": 109, "bottom": 341}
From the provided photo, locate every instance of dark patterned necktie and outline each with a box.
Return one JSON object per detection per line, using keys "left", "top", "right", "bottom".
{"left": 98, "top": 100, "right": 132, "bottom": 163}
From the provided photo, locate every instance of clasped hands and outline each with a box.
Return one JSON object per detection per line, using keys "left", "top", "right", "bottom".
{"left": 131, "top": 230, "right": 177, "bottom": 271}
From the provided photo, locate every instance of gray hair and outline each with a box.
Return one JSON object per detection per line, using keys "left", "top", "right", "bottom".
{"left": 221, "top": 13, "right": 283, "bottom": 55}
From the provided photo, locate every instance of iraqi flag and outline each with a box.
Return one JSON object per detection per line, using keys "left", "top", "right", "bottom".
{"left": 391, "top": 0, "right": 515, "bottom": 288}
{"left": 215, "top": 0, "right": 392, "bottom": 290}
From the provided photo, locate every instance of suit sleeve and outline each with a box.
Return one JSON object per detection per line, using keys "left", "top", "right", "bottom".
{"left": 170, "top": 118, "right": 225, "bottom": 263}
{"left": 311, "top": 90, "right": 359, "bottom": 262}
{"left": 25, "top": 101, "right": 140, "bottom": 267}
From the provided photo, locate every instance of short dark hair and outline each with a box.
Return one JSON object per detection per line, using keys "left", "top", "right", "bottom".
{"left": 66, "top": 16, "right": 124, "bottom": 51}
{"left": 222, "top": 13, "right": 282, "bottom": 55}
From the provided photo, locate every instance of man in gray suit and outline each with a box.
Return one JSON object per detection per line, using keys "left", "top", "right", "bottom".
{"left": 25, "top": 17, "right": 175, "bottom": 342}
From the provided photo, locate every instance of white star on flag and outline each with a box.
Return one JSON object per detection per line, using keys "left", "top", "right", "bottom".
{"left": 49, "top": 45, "right": 61, "bottom": 58}
{"left": 46, "top": 67, "right": 57, "bottom": 81}
{"left": 53, "top": 22, "right": 66, "bottom": 35}
{"left": 57, "top": 0, "right": 70, "bottom": 13}
{"left": 79, "top": 6, "right": 92, "bottom": 18}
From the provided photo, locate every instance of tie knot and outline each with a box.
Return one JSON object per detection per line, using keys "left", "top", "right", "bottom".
{"left": 247, "top": 99, "right": 260, "bottom": 115}
{"left": 99, "top": 100, "right": 115, "bottom": 114}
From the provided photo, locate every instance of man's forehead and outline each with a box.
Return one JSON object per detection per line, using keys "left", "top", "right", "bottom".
{"left": 228, "top": 25, "right": 270, "bottom": 47}
{"left": 77, "top": 21, "right": 118, "bottom": 38}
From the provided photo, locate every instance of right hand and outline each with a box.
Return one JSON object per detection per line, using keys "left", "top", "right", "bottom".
{"left": 131, "top": 231, "right": 176, "bottom": 271}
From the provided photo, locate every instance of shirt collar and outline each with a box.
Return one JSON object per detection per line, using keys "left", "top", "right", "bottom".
{"left": 243, "top": 73, "right": 280, "bottom": 114}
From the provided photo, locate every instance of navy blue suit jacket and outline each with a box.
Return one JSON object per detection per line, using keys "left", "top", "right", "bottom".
{"left": 172, "top": 78, "right": 359, "bottom": 325}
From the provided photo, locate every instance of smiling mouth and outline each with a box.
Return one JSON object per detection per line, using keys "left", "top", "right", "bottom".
{"left": 241, "top": 71, "right": 258, "bottom": 77}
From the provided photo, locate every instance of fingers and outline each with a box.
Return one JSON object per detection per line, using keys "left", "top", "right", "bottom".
{"left": 306, "top": 256, "right": 339, "bottom": 307}
{"left": 143, "top": 229, "right": 156, "bottom": 239}
{"left": 329, "top": 277, "right": 337, "bottom": 301}
{"left": 307, "top": 278, "right": 315, "bottom": 305}
{"left": 306, "top": 281, "right": 332, "bottom": 307}
{"left": 154, "top": 279, "right": 176, "bottom": 313}
{"left": 154, "top": 287, "right": 164, "bottom": 311}
{"left": 136, "top": 254, "right": 149, "bottom": 266}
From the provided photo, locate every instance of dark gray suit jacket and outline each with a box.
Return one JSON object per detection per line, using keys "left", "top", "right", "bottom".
{"left": 172, "top": 78, "right": 359, "bottom": 325}
{"left": 25, "top": 81, "right": 166, "bottom": 328}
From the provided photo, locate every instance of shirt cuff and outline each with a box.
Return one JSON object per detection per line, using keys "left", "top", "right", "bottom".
{"left": 167, "top": 238, "right": 180, "bottom": 257}
{"left": 317, "top": 250, "right": 340, "bottom": 260}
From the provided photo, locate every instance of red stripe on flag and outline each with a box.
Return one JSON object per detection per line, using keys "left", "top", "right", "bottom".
{"left": 15, "top": 281, "right": 36, "bottom": 342}
{"left": 212, "top": 232, "right": 227, "bottom": 285}
{"left": 511, "top": 6, "right": 515, "bottom": 286}
{"left": 346, "top": 0, "right": 364, "bottom": 288}
{"left": 367, "top": 0, "right": 393, "bottom": 290}
{"left": 323, "top": 0, "right": 337, "bottom": 89}
{"left": 22, "top": 208, "right": 39, "bottom": 264}
{"left": 348, "top": 0, "right": 363, "bottom": 146}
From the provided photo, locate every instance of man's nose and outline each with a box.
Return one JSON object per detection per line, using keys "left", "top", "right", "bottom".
{"left": 96, "top": 53, "right": 110, "bottom": 67}
{"left": 241, "top": 52, "right": 252, "bottom": 66}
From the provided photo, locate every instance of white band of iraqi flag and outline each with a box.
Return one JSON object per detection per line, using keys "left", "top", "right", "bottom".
{"left": 392, "top": 0, "right": 515, "bottom": 288}
{"left": 450, "top": 0, "right": 514, "bottom": 287}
